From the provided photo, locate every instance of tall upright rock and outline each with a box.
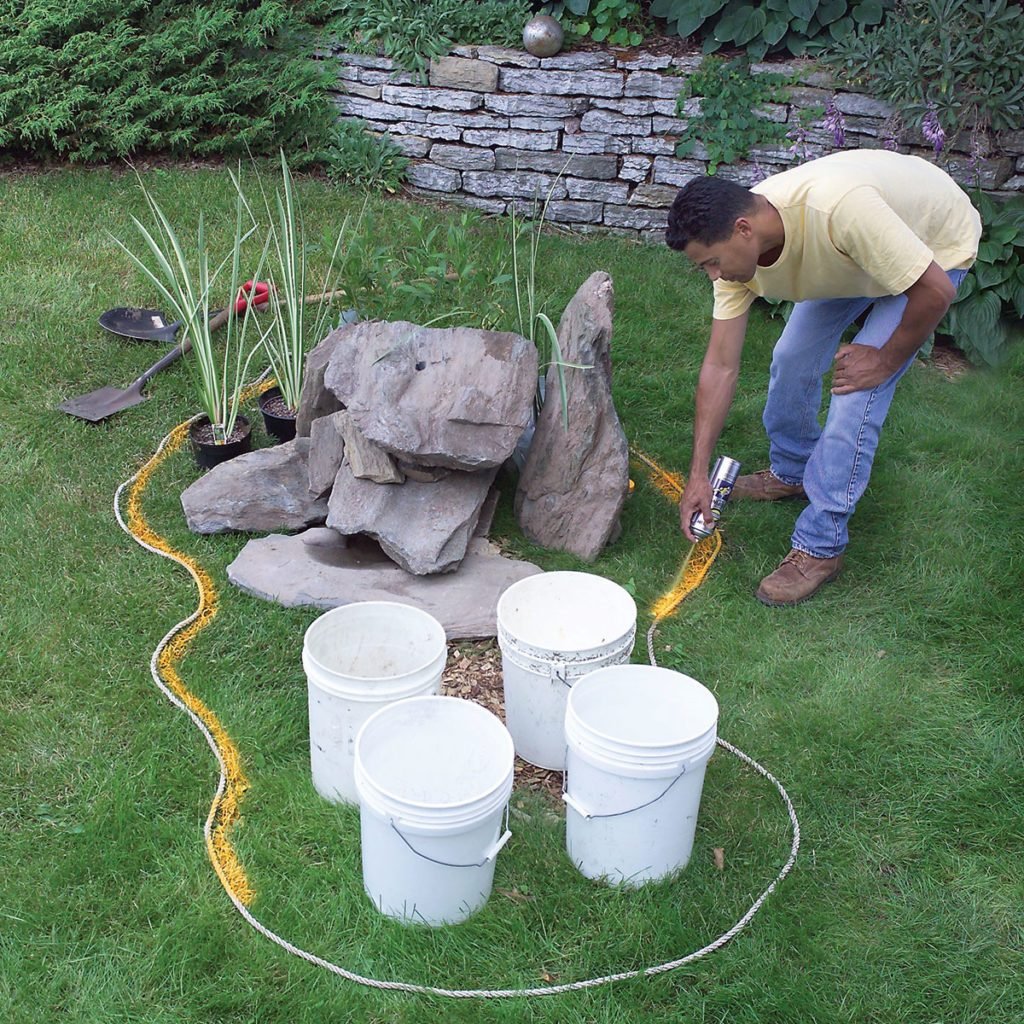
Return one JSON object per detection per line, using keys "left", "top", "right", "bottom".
{"left": 514, "top": 271, "right": 629, "bottom": 561}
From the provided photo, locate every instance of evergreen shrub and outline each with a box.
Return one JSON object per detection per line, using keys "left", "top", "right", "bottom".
{"left": 0, "top": 0, "right": 335, "bottom": 163}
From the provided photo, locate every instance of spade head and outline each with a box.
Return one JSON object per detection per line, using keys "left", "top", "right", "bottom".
{"left": 58, "top": 383, "right": 148, "bottom": 422}
{"left": 99, "top": 307, "right": 183, "bottom": 344}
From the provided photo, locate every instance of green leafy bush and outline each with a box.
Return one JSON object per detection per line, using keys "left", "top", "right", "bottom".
{"left": 820, "top": 0, "right": 1024, "bottom": 143}
{"left": 324, "top": 0, "right": 531, "bottom": 77}
{"left": 321, "top": 119, "right": 409, "bottom": 193}
{"left": 675, "top": 56, "right": 823, "bottom": 172}
{"left": 650, "top": 0, "right": 888, "bottom": 59}
{"left": 551, "top": 0, "right": 648, "bottom": 47}
{"left": 940, "top": 193, "right": 1024, "bottom": 367}
{"left": 0, "top": 1, "right": 335, "bottom": 163}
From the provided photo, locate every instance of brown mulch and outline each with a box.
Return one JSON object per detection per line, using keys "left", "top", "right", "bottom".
{"left": 441, "top": 639, "right": 564, "bottom": 805}
{"left": 926, "top": 342, "right": 973, "bottom": 381}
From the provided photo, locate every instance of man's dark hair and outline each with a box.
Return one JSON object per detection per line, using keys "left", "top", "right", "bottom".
{"left": 665, "top": 176, "right": 758, "bottom": 251}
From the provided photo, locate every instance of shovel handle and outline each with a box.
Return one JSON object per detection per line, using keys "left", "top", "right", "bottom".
{"left": 168, "top": 305, "right": 233, "bottom": 362}
{"left": 131, "top": 341, "right": 192, "bottom": 388}
{"left": 160, "top": 289, "right": 345, "bottom": 372}
{"left": 246, "top": 288, "right": 347, "bottom": 313}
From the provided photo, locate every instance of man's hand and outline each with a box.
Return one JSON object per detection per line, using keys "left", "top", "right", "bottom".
{"left": 679, "top": 476, "right": 713, "bottom": 542}
{"left": 831, "top": 343, "right": 899, "bottom": 394}
{"left": 832, "top": 262, "right": 957, "bottom": 396}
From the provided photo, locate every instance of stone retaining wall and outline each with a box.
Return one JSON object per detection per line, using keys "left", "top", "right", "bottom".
{"left": 327, "top": 45, "right": 1024, "bottom": 241}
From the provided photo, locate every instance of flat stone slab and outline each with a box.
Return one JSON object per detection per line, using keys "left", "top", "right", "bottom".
{"left": 226, "top": 529, "right": 542, "bottom": 639}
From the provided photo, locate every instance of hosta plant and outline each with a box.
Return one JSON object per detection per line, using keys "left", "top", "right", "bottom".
{"left": 939, "top": 192, "right": 1024, "bottom": 367}
{"left": 650, "top": 0, "right": 888, "bottom": 60}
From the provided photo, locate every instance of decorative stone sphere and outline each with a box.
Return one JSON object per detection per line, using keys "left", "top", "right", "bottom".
{"left": 523, "top": 15, "right": 564, "bottom": 58}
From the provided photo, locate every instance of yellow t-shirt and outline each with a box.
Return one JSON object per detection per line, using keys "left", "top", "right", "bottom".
{"left": 712, "top": 150, "right": 982, "bottom": 321}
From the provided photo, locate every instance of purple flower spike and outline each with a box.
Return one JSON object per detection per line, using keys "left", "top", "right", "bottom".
{"left": 824, "top": 96, "right": 846, "bottom": 149}
{"left": 787, "top": 124, "right": 809, "bottom": 162}
{"left": 922, "top": 105, "right": 946, "bottom": 156}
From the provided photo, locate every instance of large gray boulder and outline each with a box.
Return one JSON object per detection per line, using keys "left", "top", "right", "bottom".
{"left": 181, "top": 438, "right": 329, "bottom": 534}
{"left": 514, "top": 271, "right": 629, "bottom": 561}
{"left": 226, "top": 530, "right": 542, "bottom": 639}
{"left": 322, "top": 320, "right": 538, "bottom": 470}
{"left": 327, "top": 459, "right": 498, "bottom": 574}
{"left": 295, "top": 324, "right": 354, "bottom": 436}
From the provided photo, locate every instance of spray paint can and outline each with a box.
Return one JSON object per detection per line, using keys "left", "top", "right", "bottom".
{"left": 690, "top": 456, "right": 741, "bottom": 539}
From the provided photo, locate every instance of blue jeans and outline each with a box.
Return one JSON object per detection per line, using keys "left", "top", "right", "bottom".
{"left": 763, "top": 270, "right": 966, "bottom": 558}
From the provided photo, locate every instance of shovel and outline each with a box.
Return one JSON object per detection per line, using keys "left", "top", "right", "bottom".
{"left": 58, "top": 307, "right": 233, "bottom": 422}
{"left": 59, "top": 289, "right": 343, "bottom": 423}
{"left": 99, "top": 307, "right": 188, "bottom": 344}
{"left": 97, "top": 281, "right": 271, "bottom": 343}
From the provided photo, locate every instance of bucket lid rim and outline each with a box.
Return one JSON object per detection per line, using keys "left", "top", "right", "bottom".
{"left": 303, "top": 644, "right": 447, "bottom": 687}
{"left": 497, "top": 571, "right": 637, "bottom": 615}
{"left": 303, "top": 600, "right": 447, "bottom": 639}
{"left": 566, "top": 724, "right": 718, "bottom": 762}
{"left": 496, "top": 624, "right": 636, "bottom": 666}
{"left": 303, "top": 601, "right": 447, "bottom": 682}
{"left": 356, "top": 766, "right": 515, "bottom": 821}
{"left": 566, "top": 665, "right": 719, "bottom": 746}
{"left": 355, "top": 695, "right": 515, "bottom": 810}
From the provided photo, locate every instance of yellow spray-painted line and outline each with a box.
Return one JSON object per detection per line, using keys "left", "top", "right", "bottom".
{"left": 114, "top": 428, "right": 729, "bottom": 962}
{"left": 118, "top": 408, "right": 264, "bottom": 907}
{"left": 629, "top": 445, "right": 723, "bottom": 623}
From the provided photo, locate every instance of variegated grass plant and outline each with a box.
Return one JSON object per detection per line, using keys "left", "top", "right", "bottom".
{"left": 509, "top": 168, "right": 582, "bottom": 429}
{"left": 240, "top": 152, "right": 347, "bottom": 413}
{"left": 115, "top": 171, "right": 267, "bottom": 443}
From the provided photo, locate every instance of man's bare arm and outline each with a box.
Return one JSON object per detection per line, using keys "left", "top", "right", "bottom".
{"left": 832, "top": 261, "right": 956, "bottom": 394}
{"left": 679, "top": 311, "right": 749, "bottom": 539}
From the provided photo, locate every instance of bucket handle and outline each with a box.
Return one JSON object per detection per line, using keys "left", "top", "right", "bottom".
{"left": 550, "top": 660, "right": 571, "bottom": 687}
{"left": 562, "top": 766, "right": 687, "bottom": 820}
{"left": 389, "top": 805, "right": 512, "bottom": 869}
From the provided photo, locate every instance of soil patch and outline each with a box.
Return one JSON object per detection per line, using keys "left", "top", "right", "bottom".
{"left": 260, "top": 391, "right": 295, "bottom": 418}
{"left": 191, "top": 419, "right": 249, "bottom": 445}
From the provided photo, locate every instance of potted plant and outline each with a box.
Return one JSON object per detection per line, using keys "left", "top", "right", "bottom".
{"left": 242, "top": 152, "right": 346, "bottom": 443}
{"left": 115, "top": 171, "right": 268, "bottom": 469}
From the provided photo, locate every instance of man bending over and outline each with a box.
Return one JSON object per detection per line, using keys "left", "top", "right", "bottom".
{"left": 667, "top": 150, "right": 981, "bottom": 606}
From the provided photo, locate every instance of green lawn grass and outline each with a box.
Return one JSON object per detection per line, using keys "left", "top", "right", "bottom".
{"left": 2, "top": 166, "right": 1022, "bottom": 1024}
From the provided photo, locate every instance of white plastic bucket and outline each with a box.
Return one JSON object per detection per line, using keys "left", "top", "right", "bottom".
{"left": 354, "top": 695, "right": 515, "bottom": 926}
{"left": 496, "top": 571, "right": 637, "bottom": 769}
{"left": 563, "top": 664, "right": 719, "bottom": 886}
{"left": 303, "top": 601, "right": 447, "bottom": 805}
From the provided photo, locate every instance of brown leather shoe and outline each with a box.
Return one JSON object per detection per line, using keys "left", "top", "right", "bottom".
{"left": 732, "top": 469, "right": 806, "bottom": 501}
{"left": 756, "top": 549, "right": 843, "bottom": 606}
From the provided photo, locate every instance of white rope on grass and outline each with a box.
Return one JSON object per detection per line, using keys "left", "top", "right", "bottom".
{"left": 114, "top": 423, "right": 801, "bottom": 999}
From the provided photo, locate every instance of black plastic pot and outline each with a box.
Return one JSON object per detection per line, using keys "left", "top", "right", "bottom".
{"left": 258, "top": 386, "right": 297, "bottom": 444}
{"left": 189, "top": 415, "right": 253, "bottom": 470}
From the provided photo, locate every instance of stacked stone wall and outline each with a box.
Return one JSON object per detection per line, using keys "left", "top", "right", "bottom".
{"left": 327, "top": 45, "right": 1024, "bottom": 241}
